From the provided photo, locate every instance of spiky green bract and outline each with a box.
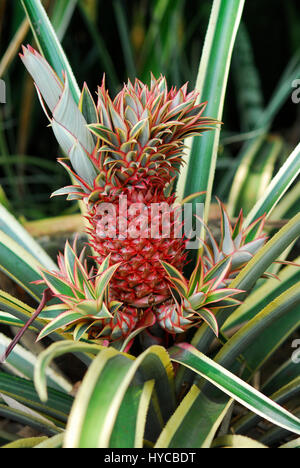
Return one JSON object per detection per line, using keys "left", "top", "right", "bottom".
{"left": 36, "top": 240, "right": 144, "bottom": 342}
{"left": 159, "top": 256, "right": 242, "bottom": 336}
{"left": 157, "top": 203, "right": 268, "bottom": 336}
{"left": 198, "top": 201, "right": 267, "bottom": 284}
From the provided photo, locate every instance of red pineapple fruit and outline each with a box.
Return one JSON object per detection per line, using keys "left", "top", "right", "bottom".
{"left": 21, "top": 46, "right": 218, "bottom": 339}
{"left": 84, "top": 76, "right": 218, "bottom": 312}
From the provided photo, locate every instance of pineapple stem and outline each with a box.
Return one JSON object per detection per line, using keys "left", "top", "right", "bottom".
{"left": 0, "top": 288, "right": 54, "bottom": 364}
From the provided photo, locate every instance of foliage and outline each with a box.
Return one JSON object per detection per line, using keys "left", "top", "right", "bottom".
{"left": 0, "top": 0, "right": 299, "bottom": 449}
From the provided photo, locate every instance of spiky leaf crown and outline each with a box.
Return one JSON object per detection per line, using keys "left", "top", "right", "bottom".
{"left": 20, "top": 46, "right": 218, "bottom": 202}
{"left": 89, "top": 76, "right": 217, "bottom": 191}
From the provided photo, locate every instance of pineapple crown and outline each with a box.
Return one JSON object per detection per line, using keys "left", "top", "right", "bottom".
{"left": 90, "top": 75, "right": 216, "bottom": 191}
{"left": 20, "top": 45, "right": 218, "bottom": 203}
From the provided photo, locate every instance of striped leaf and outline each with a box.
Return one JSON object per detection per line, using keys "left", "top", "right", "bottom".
{"left": 21, "top": 0, "right": 80, "bottom": 102}
{"left": 177, "top": 0, "right": 245, "bottom": 227}
{"left": 169, "top": 344, "right": 300, "bottom": 436}
{"left": 63, "top": 345, "right": 175, "bottom": 448}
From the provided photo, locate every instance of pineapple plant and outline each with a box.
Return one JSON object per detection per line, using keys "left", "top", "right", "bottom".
{"left": 15, "top": 46, "right": 268, "bottom": 346}
{"left": 2, "top": 1, "right": 300, "bottom": 449}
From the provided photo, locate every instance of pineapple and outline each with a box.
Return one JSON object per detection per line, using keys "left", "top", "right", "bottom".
{"left": 20, "top": 46, "right": 219, "bottom": 339}
{"left": 70, "top": 75, "right": 217, "bottom": 313}
{"left": 20, "top": 46, "right": 267, "bottom": 345}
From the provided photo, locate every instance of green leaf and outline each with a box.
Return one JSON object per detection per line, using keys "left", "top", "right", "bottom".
{"left": 188, "top": 292, "right": 205, "bottom": 309}
{"left": 39, "top": 304, "right": 69, "bottom": 321}
{"left": 0, "top": 371, "right": 73, "bottom": 424}
{"left": 205, "top": 288, "right": 241, "bottom": 307}
{"left": 231, "top": 22, "right": 264, "bottom": 133}
{"left": 228, "top": 135, "right": 283, "bottom": 217}
{"left": 0, "top": 312, "right": 36, "bottom": 330}
{"left": 203, "top": 256, "right": 232, "bottom": 284}
{"left": 109, "top": 380, "right": 155, "bottom": 448}
{"left": 0, "top": 204, "right": 57, "bottom": 271}
{"left": 63, "top": 346, "right": 175, "bottom": 448}
{"left": 160, "top": 261, "right": 188, "bottom": 285}
{"left": 20, "top": 0, "right": 80, "bottom": 102}
{"left": 218, "top": 51, "right": 300, "bottom": 201}
{"left": 129, "top": 118, "right": 149, "bottom": 141}
{"left": 33, "top": 433, "right": 64, "bottom": 448}
{"left": 269, "top": 180, "right": 300, "bottom": 221}
{"left": 72, "top": 321, "right": 94, "bottom": 341}
{"left": 169, "top": 344, "right": 300, "bottom": 436}
{"left": 41, "top": 271, "right": 78, "bottom": 299}
{"left": 223, "top": 256, "right": 300, "bottom": 331}
{"left": 50, "top": 0, "right": 78, "bottom": 41}
{"left": 211, "top": 434, "right": 267, "bottom": 448}
{"left": 20, "top": 44, "right": 63, "bottom": 113}
{"left": 195, "top": 309, "right": 219, "bottom": 336}
{"left": 177, "top": 0, "right": 245, "bottom": 225}
{"left": 262, "top": 358, "right": 300, "bottom": 396}
{"left": 52, "top": 75, "right": 95, "bottom": 154}
{"left": 79, "top": 82, "right": 98, "bottom": 126}
{"left": 34, "top": 341, "right": 104, "bottom": 401}
{"left": 260, "top": 407, "right": 300, "bottom": 447}
{"left": 37, "top": 311, "right": 87, "bottom": 341}
{"left": 63, "top": 240, "right": 76, "bottom": 283}
{"left": 244, "top": 140, "right": 300, "bottom": 228}
{"left": 0, "top": 333, "right": 72, "bottom": 394}
{"left": 175, "top": 213, "right": 300, "bottom": 393}
{"left": 95, "top": 263, "right": 121, "bottom": 302}
{"left": 209, "top": 283, "right": 300, "bottom": 402}
{"left": 239, "top": 300, "right": 300, "bottom": 382}
{"left": 155, "top": 385, "right": 232, "bottom": 448}
{"left": 233, "top": 377, "right": 300, "bottom": 436}
{"left": 0, "top": 231, "right": 48, "bottom": 300}
{"left": 228, "top": 213, "right": 300, "bottom": 296}
{"left": 1, "top": 436, "right": 48, "bottom": 448}
{"left": 0, "top": 403, "right": 61, "bottom": 437}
